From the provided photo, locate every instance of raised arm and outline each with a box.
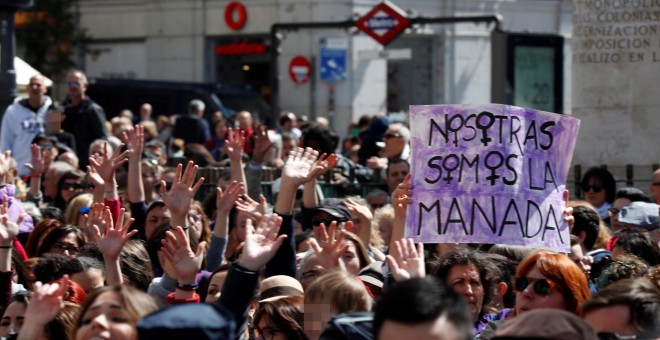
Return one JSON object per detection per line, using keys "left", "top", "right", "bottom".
{"left": 160, "top": 226, "right": 206, "bottom": 303}
{"left": 206, "top": 181, "right": 243, "bottom": 270}
{"left": 25, "top": 144, "right": 46, "bottom": 203}
{"left": 17, "top": 280, "right": 68, "bottom": 340}
{"left": 224, "top": 128, "right": 248, "bottom": 195}
{"left": 345, "top": 197, "right": 374, "bottom": 251}
{"left": 88, "top": 142, "right": 129, "bottom": 222}
{"left": 219, "top": 214, "right": 286, "bottom": 333}
{"left": 122, "top": 125, "right": 145, "bottom": 203}
{"left": 159, "top": 161, "right": 205, "bottom": 235}
{"left": 390, "top": 174, "right": 412, "bottom": 251}
{"left": 302, "top": 153, "right": 337, "bottom": 209}
{"left": 93, "top": 207, "right": 137, "bottom": 286}
{"left": 0, "top": 195, "right": 19, "bottom": 314}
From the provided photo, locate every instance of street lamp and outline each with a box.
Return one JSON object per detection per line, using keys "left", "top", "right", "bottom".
{"left": 0, "top": 0, "right": 34, "bottom": 126}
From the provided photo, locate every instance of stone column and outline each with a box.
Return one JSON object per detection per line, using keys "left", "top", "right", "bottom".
{"left": 572, "top": 0, "right": 660, "bottom": 166}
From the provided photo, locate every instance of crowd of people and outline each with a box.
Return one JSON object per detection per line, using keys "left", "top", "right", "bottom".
{"left": 0, "top": 69, "right": 657, "bottom": 340}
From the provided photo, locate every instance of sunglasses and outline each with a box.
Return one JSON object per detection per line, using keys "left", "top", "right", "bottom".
{"left": 383, "top": 133, "right": 402, "bottom": 139}
{"left": 65, "top": 81, "right": 81, "bottom": 88}
{"left": 581, "top": 184, "right": 604, "bottom": 193}
{"left": 50, "top": 243, "right": 80, "bottom": 255}
{"left": 38, "top": 143, "right": 54, "bottom": 150}
{"left": 62, "top": 182, "right": 83, "bottom": 190}
{"left": 597, "top": 332, "right": 638, "bottom": 340}
{"left": 514, "top": 277, "right": 556, "bottom": 295}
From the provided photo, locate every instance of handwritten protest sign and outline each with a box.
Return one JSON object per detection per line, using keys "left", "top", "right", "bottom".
{"left": 406, "top": 104, "right": 580, "bottom": 251}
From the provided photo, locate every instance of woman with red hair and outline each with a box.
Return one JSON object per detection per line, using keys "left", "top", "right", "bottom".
{"left": 513, "top": 250, "right": 591, "bottom": 316}
{"left": 479, "top": 250, "right": 592, "bottom": 339}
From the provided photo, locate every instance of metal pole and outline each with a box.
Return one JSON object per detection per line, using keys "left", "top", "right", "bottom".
{"left": 0, "top": 9, "right": 18, "bottom": 125}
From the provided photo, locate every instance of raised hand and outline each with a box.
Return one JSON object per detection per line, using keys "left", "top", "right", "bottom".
{"left": 216, "top": 181, "right": 244, "bottom": 214}
{"left": 159, "top": 161, "right": 205, "bottom": 217}
{"left": 121, "top": 125, "right": 144, "bottom": 157}
{"left": 86, "top": 165, "right": 105, "bottom": 189}
{"left": 160, "top": 226, "right": 206, "bottom": 284}
{"left": 281, "top": 147, "right": 325, "bottom": 186}
{"left": 23, "top": 279, "right": 68, "bottom": 326}
{"left": 94, "top": 208, "right": 137, "bottom": 261}
{"left": 310, "top": 221, "right": 350, "bottom": 270}
{"left": 237, "top": 214, "right": 286, "bottom": 271}
{"left": 386, "top": 238, "right": 425, "bottom": 281}
{"left": 0, "top": 195, "right": 19, "bottom": 247}
{"left": 84, "top": 203, "right": 108, "bottom": 240}
{"left": 251, "top": 125, "right": 274, "bottom": 164}
{"left": 88, "top": 142, "right": 129, "bottom": 183}
{"left": 345, "top": 198, "right": 373, "bottom": 224}
{"left": 392, "top": 174, "right": 413, "bottom": 216}
{"left": 224, "top": 128, "right": 245, "bottom": 162}
{"left": 24, "top": 144, "right": 46, "bottom": 177}
{"left": 235, "top": 194, "right": 268, "bottom": 222}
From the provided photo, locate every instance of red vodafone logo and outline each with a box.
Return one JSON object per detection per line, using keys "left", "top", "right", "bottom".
{"left": 289, "top": 56, "right": 312, "bottom": 84}
{"left": 225, "top": 1, "right": 247, "bottom": 30}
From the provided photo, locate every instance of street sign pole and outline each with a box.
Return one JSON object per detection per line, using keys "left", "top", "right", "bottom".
{"left": 268, "top": 12, "right": 502, "bottom": 128}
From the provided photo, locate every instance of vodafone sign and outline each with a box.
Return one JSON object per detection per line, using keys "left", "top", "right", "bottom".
{"left": 225, "top": 1, "right": 247, "bottom": 30}
{"left": 289, "top": 56, "right": 312, "bottom": 84}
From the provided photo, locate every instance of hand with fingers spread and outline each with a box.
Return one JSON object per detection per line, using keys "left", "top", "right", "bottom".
{"left": 84, "top": 203, "right": 108, "bottom": 240}
{"left": 310, "top": 222, "right": 350, "bottom": 270}
{"left": 121, "top": 125, "right": 144, "bottom": 157}
{"left": 23, "top": 279, "right": 69, "bottom": 327}
{"left": 94, "top": 208, "right": 137, "bottom": 261}
{"left": 160, "top": 226, "right": 207, "bottom": 284}
{"left": 386, "top": 238, "right": 425, "bottom": 281}
{"left": 88, "top": 142, "right": 129, "bottom": 184}
{"left": 0, "top": 194, "right": 19, "bottom": 247}
{"left": 216, "top": 181, "right": 244, "bottom": 215}
{"left": 316, "top": 153, "right": 338, "bottom": 177}
{"left": 237, "top": 214, "right": 287, "bottom": 271}
{"left": 24, "top": 144, "right": 46, "bottom": 178}
{"left": 224, "top": 128, "right": 246, "bottom": 162}
{"left": 251, "top": 125, "right": 274, "bottom": 165}
{"left": 345, "top": 198, "right": 373, "bottom": 225}
{"left": 86, "top": 164, "right": 105, "bottom": 188}
{"left": 159, "top": 161, "right": 205, "bottom": 217}
{"left": 236, "top": 194, "right": 268, "bottom": 222}
{"left": 281, "top": 147, "right": 325, "bottom": 187}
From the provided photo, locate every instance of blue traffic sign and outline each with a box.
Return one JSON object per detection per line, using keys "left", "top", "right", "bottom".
{"left": 319, "top": 48, "right": 346, "bottom": 82}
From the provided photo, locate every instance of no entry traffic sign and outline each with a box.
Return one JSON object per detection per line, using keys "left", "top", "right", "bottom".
{"left": 289, "top": 55, "right": 312, "bottom": 84}
{"left": 355, "top": 1, "right": 411, "bottom": 46}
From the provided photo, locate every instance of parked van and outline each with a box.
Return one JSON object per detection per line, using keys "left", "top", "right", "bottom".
{"left": 86, "top": 78, "right": 270, "bottom": 123}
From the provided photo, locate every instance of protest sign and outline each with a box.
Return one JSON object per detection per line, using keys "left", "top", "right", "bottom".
{"left": 406, "top": 104, "right": 580, "bottom": 251}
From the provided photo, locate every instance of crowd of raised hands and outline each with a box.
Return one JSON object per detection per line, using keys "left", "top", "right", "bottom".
{"left": 0, "top": 118, "right": 644, "bottom": 339}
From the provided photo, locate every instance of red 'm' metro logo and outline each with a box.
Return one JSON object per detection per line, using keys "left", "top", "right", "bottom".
{"left": 355, "top": 1, "right": 411, "bottom": 46}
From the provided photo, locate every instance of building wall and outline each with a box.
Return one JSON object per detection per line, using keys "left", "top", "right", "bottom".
{"left": 78, "top": 0, "right": 572, "bottom": 136}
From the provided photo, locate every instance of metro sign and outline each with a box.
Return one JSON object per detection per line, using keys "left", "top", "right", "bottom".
{"left": 355, "top": 1, "right": 410, "bottom": 46}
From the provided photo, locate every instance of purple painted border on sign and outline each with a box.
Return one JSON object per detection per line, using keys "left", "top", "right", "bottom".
{"left": 406, "top": 104, "right": 580, "bottom": 252}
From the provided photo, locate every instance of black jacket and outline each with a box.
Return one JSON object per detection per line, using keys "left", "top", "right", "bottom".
{"left": 62, "top": 96, "right": 108, "bottom": 166}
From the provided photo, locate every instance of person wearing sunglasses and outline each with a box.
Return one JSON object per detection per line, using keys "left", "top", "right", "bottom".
{"left": 513, "top": 250, "right": 591, "bottom": 316}
{"left": 479, "top": 251, "right": 592, "bottom": 339}
{"left": 580, "top": 167, "right": 616, "bottom": 225}
{"left": 53, "top": 169, "right": 86, "bottom": 212}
